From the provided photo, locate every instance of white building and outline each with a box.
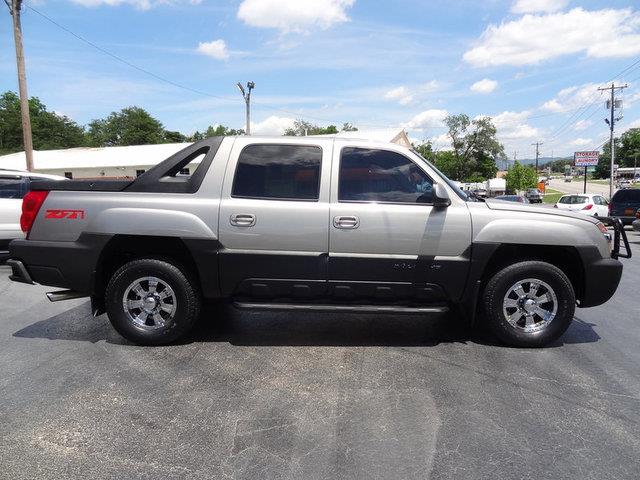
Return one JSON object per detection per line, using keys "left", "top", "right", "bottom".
{"left": 0, "top": 143, "right": 190, "bottom": 179}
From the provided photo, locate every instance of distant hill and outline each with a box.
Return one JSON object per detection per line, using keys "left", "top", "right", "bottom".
{"left": 517, "top": 157, "right": 572, "bottom": 166}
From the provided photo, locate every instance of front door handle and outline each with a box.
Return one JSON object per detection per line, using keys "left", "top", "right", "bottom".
{"left": 230, "top": 213, "right": 256, "bottom": 227}
{"left": 333, "top": 215, "right": 360, "bottom": 229}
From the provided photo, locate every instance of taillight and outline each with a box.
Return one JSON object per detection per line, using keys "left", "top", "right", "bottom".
{"left": 20, "top": 190, "right": 48, "bottom": 235}
{"left": 582, "top": 204, "right": 593, "bottom": 210}
{"left": 608, "top": 203, "right": 613, "bottom": 214}
{"left": 636, "top": 210, "right": 640, "bottom": 219}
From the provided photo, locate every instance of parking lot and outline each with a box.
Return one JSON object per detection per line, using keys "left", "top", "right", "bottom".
{"left": 0, "top": 231, "right": 639, "bottom": 480}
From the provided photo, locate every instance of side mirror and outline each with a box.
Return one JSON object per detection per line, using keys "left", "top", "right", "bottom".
{"left": 433, "top": 183, "right": 451, "bottom": 207}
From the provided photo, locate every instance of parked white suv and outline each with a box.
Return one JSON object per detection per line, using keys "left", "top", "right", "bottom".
{"left": 0, "top": 170, "right": 67, "bottom": 259}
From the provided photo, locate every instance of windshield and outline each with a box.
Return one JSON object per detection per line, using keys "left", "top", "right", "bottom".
{"left": 411, "top": 150, "right": 471, "bottom": 201}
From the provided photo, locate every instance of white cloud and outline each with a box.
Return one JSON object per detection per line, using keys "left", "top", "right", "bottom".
{"left": 626, "top": 91, "right": 640, "bottom": 107}
{"left": 490, "top": 110, "right": 539, "bottom": 140}
{"left": 470, "top": 78, "right": 498, "bottom": 94}
{"left": 574, "top": 119, "right": 592, "bottom": 131}
{"left": 237, "top": 0, "right": 355, "bottom": 33}
{"left": 463, "top": 8, "right": 640, "bottom": 67}
{"left": 542, "top": 83, "right": 599, "bottom": 112}
{"left": 383, "top": 81, "right": 439, "bottom": 105}
{"left": 250, "top": 115, "right": 295, "bottom": 135}
{"left": 570, "top": 138, "right": 593, "bottom": 146}
{"left": 196, "top": 39, "right": 230, "bottom": 60}
{"left": 70, "top": 0, "right": 200, "bottom": 9}
{"left": 404, "top": 109, "right": 448, "bottom": 130}
{"left": 384, "top": 86, "right": 413, "bottom": 105}
{"left": 626, "top": 118, "right": 640, "bottom": 129}
{"left": 429, "top": 133, "right": 452, "bottom": 150}
{"left": 511, "top": 0, "right": 568, "bottom": 14}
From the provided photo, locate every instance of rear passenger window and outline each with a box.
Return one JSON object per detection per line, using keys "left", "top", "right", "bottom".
{"left": 0, "top": 178, "right": 28, "bottom": 199}
{"left": 232, "top": 144, "right": 322, "bottom": 200}
{"left": 339, "top": 147, "right": 433, "bottom": 203}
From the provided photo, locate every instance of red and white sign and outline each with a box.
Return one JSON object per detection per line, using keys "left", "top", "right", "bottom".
{"left": 574, "top": 151, "right": 599, "bottom": 167}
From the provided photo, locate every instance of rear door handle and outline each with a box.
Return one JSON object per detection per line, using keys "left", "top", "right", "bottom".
{"left": 230, "top": 213, "right": 256, "bottom": 227}
{"left": 333, "top": 215, "right": 360, "bottom": 229}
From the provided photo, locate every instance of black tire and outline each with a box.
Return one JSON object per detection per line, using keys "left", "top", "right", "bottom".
{"left": 105, "top": 258, "right": 201, "bottom": 346}
{"left": 483, "top": 261, "right": 575, "bottom": 347}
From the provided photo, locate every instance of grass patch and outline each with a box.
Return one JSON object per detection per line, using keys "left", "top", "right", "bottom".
{"left": 543, "top": 188, "right": 564, "bottom": 204}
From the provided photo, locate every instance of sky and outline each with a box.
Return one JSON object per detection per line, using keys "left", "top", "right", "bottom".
{"left": 2, "top": 0, "right": 640, "bottom": 159}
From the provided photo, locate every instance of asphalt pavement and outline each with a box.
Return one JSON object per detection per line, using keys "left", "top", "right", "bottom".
{"left": 1, "top": 234, "right": 640, "bottom": 480}
{"left": 548, "top": 178, "right": 613, "bottom": 196}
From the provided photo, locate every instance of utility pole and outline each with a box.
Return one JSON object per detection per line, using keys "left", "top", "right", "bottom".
{"left": 531, "top": 141, "right": 543, "bottom": 177}
{"left": 598, "top": 82, "right": 627, "bottom": 199}
{"left": 5, "top": 0, "right": 34, "bottom": 171}
{"left": 236, "top": 81, "right": 255, "bottom": 135}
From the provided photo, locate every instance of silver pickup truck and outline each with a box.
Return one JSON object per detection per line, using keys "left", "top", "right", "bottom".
{"left": 6, "top": 136, "right": 631, "bottom": 347}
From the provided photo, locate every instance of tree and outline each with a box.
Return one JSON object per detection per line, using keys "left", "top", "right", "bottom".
{"left": 284, "top": 119, "right": 339, "bottom": 136}
{"left": 542, "top": 157, "right": 573, "bottom": 173}
{"left": 505, "top": 161, "right": 537, "bottom": 192}
{"left": 593, "top": 128, "right": 640, "bottom": 178}
{"left": 187, "top": 125, "right": 244, "bottom": 141}
{"left": 86, "top": 107, "right": 166, "bottom": 147}
{"left": 163, "top": 130, "right": 187, "bottom": 143}
{"left": 341, "top": 123, "right": 358, "bottom": 132}
{"left": 0, "top": 91, "right": 85, "bottom": 154}
{"left": 412, "top": 141, "right": 436, "bottom": 161}
{"left": 444, "top": 114, "right": 504, "bottom": 181}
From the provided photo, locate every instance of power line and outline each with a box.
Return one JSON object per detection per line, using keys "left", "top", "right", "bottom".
{"left": 25, "top": 5, "right": 360, "bottom": 127}
{"left": 25, "top": 5, "right": 235, "bottom": 102}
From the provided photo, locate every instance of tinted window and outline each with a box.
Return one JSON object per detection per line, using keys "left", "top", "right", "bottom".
{"left": 339, "top": 147, "right": 433, "bottom": 203}
{"left": 232, "top": 144, "right": 322, "bottom": 200}
{"left": 0, "top": 178, "right": 28, "bottom": 199}
{"left": 560, "top": 195, "right": 588, "bottom": 204}
{"left": 612, "top": 189, "right": 640, "bottom": 202}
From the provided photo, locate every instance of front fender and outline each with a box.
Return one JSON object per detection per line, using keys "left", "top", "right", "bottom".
{"left": 474, "top": 218, "right": 589, "bottom": 246}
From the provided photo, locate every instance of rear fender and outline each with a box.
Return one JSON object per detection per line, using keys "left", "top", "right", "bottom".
{"left": 88, "top": 208, "right": 216, "bottom": 238}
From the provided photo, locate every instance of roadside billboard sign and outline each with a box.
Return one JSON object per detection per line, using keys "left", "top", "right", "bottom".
{"left": 574, "top": 151, "right": 599, "bottom": 167}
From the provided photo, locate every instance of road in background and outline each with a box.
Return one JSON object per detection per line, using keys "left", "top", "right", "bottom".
{"left": 1, "top": 231, "right": 639, "bottom": 479}
{"left": 548, "top": 178, "right": 613, "bottom": 197}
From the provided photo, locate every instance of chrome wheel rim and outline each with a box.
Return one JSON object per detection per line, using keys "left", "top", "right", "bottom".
{"left": 123, "top": 276, "right": 176, "bottom": 330}
{"left": 502, "top": 278, "right": 558, "bottom": 333}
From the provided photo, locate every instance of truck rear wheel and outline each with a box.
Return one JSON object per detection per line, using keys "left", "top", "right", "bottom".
{"left": 483, "top": 261, "right": 575, "bottom": 347}
{"left": 105, "top": 258, "right": 201, "bottom": 346}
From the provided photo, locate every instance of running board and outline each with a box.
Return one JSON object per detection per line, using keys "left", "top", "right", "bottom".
{"left": 46, "top": 290, "right": 88, "bottom": 302}
{"left": 232, "top": 302, "right": 448, "bottom": 314}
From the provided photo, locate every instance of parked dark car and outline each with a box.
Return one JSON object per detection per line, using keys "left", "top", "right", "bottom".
{"left": 494, "top": 195, "right": 530, "bottom": 203}
{"left": 609, "top": 189, "right": 640, "bottom": 225}
{"left": 524, "top": 188, "right": 542, "bottom": 203}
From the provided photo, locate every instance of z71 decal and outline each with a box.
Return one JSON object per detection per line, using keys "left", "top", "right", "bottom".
{"left": 45, "top": 209, "right": 86, "bottom": 220}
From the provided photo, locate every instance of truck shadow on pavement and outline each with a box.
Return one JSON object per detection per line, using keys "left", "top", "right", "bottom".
{"left": 13, "top": 301, "right": 600, "bottom": 348}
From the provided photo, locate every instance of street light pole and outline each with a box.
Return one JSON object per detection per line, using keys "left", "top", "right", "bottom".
{"left": 5, "top": 0, "right": 34, "bottom": 171}
{"left": 236, "top": 81, "right": 255, "bottom": 135}
{"left": 598, "top": 82, "right": 627, "bottom": 199}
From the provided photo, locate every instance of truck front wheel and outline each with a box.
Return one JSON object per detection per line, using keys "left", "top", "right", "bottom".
{"left": 105, "top": 258, "right": 201, "bottom": 346}
{"left": 483, "top": 261, "right": 575, "bottom": 347}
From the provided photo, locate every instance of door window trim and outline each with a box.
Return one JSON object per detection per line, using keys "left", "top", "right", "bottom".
{"left": 337, "top": 146, "right": 436, "bottom": 206}
{"left": 231, "top": 143, "right": 323, "bottom": 202}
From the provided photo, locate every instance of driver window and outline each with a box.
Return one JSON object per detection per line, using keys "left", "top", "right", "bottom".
{"left": 338, "top": 147, "right": 433, "bottom": 203}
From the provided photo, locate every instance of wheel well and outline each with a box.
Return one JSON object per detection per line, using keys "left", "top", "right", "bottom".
{"left": 480, "top": 244, "right": 585, "bottom": 301}
{"left": 95, "top": 235, "right": 200, "bottom": 299}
